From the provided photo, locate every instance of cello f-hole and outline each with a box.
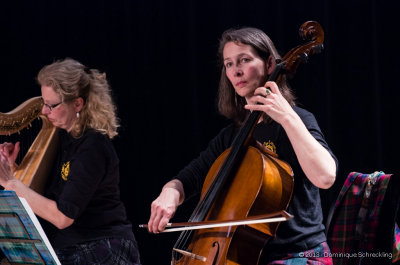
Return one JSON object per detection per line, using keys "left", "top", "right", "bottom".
{"left": 212, "top": 241, "right": 220, "bottom": 265}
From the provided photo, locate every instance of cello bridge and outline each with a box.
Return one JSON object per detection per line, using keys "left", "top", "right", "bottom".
{"left": 172, "top": 248, "right": 207, "bottom": 262}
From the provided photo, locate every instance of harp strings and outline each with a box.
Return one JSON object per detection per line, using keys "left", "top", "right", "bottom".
{"left": 0, "top": 118, "right": 43, "bottom": 165}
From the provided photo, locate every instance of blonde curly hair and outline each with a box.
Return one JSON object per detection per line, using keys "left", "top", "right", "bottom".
{"left": 37, "top": 58, "right": 120, "bottom": 139}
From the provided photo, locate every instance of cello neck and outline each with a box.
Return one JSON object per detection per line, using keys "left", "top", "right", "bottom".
{"left": 189, "top": 62, "right": 285, "bottom": 223}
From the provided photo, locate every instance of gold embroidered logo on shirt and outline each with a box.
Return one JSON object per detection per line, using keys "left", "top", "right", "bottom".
{"left": 61, "top": 161, "right": 70, "bottom": 181}
{"left": 263, "top": 140, "right": 276, "bottom": 153}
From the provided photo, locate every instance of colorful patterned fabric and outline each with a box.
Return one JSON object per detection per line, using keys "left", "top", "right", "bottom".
{"left": 0, "top": 190, "right": 58, "bottom": 264}
{"left": 0, "top": 214, "right": 30, "bottom": 239}
{"left": 327, "top": 172, "right": 399, "bottom": 264}
{"left": 267, "top": 241, "right": 333, "bottom": 264}
{"left": 394, "top": 223, "right": 400, "bottom": 262}
{"left": 55, "top": 238, "right": 141, "bottom": 265}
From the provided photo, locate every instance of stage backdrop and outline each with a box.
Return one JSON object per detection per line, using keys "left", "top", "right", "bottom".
{"left": 1, "top": 0, "right": 398, "bottom": 263}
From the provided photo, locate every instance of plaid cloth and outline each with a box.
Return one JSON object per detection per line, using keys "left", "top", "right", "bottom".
{"left": 55, "top": 237, "right": 141, "bottom": 265}
{"left": 394, "top": 223, "right": 400, "bottom": 262}
{"left": 267, "top": 241, "right": 333, "bottom": 264}
{"left": 327, "top": 172, "right": 399, "bottom": 264}
{"left": 0, "top": 190, "right": 58, "bottom": 264}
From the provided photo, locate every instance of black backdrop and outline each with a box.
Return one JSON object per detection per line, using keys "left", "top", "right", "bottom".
{"left": 1, "top": 0, "right": 398, "bottom": 264}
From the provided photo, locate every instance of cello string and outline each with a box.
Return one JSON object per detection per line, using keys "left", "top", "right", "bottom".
{"left": 172, "top": 55, "right": 284, "bottom": 260}
{"left": 172, "top": 82, "right": 274, "bottom": 262}
{"left": 172, "top": 114, "right": 261, "bottom": 261}
{"left": 172, "top": 109, "right": 262, "bottom": 258}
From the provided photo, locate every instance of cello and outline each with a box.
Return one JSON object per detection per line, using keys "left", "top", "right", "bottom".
{"left": 147, "top": 21, "right": 325, "bottom": 265}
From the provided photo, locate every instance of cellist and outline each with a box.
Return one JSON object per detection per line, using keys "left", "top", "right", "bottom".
{"left": 148, "top": 27, "right": 337, "bottom": 264}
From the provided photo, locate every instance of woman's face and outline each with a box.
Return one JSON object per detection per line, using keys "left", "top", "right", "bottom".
{"left": 41, "top": 85, "right": 79, "bottom": 132}
{"left": 223, "top": 41, "right": 269, "bottom": 102}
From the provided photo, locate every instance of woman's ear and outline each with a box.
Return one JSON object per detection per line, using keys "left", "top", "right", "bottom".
{"left": 266, "top": 55, "right": 276, "bottom": 75}
{"left": 74, "top": 97, "right": 84, "bottom": 112}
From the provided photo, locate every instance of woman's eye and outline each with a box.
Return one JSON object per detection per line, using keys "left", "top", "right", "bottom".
{"left": 241, "top": 58, "right": 250, "bottom": 63}
{"left": 225, "top": 62, "right": 232, "bottom": 68}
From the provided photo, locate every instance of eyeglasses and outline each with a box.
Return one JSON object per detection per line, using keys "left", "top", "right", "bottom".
{"left": 40, "top": 97, "right": 63, "bottom": 112}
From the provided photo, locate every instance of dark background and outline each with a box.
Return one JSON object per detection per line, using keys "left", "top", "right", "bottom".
{"left": 1, "top": 0, "right": 398, "bottom": 264}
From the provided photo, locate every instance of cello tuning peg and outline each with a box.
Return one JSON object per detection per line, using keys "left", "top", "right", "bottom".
{"left": 312, "top": 44, "right": 324, "bottom": 54}
{"left": 300, "top": 53, "right": 309, "bottom": 63}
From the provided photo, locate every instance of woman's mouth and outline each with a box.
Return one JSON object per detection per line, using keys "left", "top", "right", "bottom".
{"left": 236, "top": 81, "right": 247, "bottom": 87}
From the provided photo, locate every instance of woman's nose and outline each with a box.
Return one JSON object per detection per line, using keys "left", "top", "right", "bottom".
{"left": 234, "top": 67, "right": 243, "bottom": 77}
{"left": 41, "top": 105, "right": 50, "bottom": 115}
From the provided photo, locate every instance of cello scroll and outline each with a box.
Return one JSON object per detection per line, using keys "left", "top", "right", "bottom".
{"left": 280, "top": 21, "right": 324, "bottom": 78}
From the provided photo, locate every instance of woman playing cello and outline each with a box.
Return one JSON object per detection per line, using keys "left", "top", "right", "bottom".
{"left": 148, "top": 27, "right": 337, "bottom": 264}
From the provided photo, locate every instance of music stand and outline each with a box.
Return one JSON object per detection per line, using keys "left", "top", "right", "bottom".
{"left": 0, "top": 190, "right": 60, "bottom": 265}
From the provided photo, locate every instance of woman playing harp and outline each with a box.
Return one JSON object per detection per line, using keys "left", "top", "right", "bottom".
{"left": 0, "top": 58, "right": 141, "bottom": 265}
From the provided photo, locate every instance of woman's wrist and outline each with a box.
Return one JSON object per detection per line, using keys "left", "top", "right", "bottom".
{"left": 10, "top": 163, "right": 18, "bottom": 173}
{"left": 162, "top": 179, "right": 185, "bottom": 204}
{"left": 3, "top": 178, "right": 19, "bottom": 191}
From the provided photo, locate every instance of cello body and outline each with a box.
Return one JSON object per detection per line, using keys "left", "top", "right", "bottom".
{"left": 174, "top": 145, "right": 293, "bottom": 265}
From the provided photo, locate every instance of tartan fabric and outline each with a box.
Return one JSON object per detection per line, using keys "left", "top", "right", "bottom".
{"left": 267, "top": 241, "right": 333, "bottom": 264}
{"left": 394, "top": 223, "right": 400, "bottom": 262}
{"left": 0, "top": 190, "right": 58, "bottom": 264}
{"left": 55, "top": 237, "right": 141, "bottom": 265}
{"left": 0, "top": 215, "right": 29, "bottom": 239}
{"left": 327, "top": 172, "right": 398, "bottom": 264}
{"left": 328, "top": 172, "right": 366, "bottom": 259}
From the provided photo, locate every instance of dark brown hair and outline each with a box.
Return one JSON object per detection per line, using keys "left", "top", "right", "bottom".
{"left": 217, "top": 27, "right": 296, "bottom": 125}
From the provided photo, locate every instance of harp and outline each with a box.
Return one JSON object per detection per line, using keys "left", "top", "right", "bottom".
{"left": 0, "top": 97, "right": 59, "bottom": 194}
